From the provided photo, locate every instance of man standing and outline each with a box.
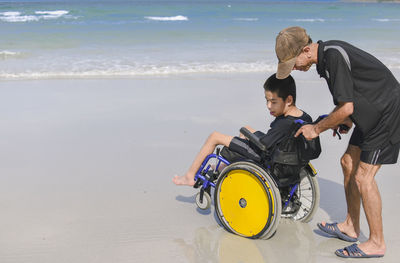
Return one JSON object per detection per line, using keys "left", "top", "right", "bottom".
{"left": 275, "top": 26, "right": 400, "bottom": 258}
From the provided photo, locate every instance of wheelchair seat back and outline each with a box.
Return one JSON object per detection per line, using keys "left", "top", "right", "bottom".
{"left": 270, "top": 122, "right": 321, "bottom": 187}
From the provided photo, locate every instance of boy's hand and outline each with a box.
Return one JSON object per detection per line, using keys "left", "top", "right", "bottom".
{"left": 239, "top": 126, "right": 256, "bottom": 139}
{"left": 295, "top": 124, "right": 319, "bottom": 141}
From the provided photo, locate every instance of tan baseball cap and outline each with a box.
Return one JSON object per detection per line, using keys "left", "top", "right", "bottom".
{"left": 275, "top": 26, "right": 311, "bottom": 79}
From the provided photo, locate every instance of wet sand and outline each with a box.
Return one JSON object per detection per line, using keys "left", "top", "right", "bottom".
{"left": 0, "top": 72, "right": 399, "bottom": 262}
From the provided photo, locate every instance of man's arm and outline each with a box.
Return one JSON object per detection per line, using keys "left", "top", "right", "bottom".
{"left": 295, "top": 102, "right": 353, "bottom": 140}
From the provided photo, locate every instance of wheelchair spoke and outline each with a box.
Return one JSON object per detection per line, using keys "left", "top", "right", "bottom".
{"left": 300, "top": 180, "right": 310, "bottom": 186}
{"left": 301, "top": 206, "right": 310, "bottom": 212}
{"left": 285, "top": 170, "right": 319, "bottom": 222}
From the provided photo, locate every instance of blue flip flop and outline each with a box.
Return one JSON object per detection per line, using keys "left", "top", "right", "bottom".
{"left": 335, "top": 243, "right": 384, "bottom": 258}
{"left": 317, "top": 222, "right": 358, "bottom": 242}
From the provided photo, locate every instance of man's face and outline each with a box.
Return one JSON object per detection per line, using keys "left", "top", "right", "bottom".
{"left": 265, "top": 90, "right": 289, "bottom": 117}
{"left": 293, "top": 49, "right": 313, "bottom": 72}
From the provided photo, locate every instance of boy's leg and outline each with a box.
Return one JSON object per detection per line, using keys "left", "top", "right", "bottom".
{"left": 173, "top": 132, "right": 233, "bottom": 186}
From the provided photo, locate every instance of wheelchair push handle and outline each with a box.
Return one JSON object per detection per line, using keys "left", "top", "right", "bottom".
{"left": 240, "top": 127, "right": 267, "bottom": 152}
{"left": 314, "top": 114, "right": 328, "bottom": 124}
{"left": 289, "top": 119, "right": 309, "bottom": 138}
{"left": 312, "top": 114, "right": 350, "bottom": 140}
{"left": 338, "top": 124, "right": 350, "bottom": 132}
{"left": 294, "top": 114, "right": 326, "bottom": 130}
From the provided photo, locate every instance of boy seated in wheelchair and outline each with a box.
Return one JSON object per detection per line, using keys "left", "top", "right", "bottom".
{"left": 172, "top": 73, "right": 313, "bottom": 187}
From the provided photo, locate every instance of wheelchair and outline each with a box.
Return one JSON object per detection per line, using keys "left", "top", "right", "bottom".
{"left": 193, "top": 119, "right": 322, "bottom": 239}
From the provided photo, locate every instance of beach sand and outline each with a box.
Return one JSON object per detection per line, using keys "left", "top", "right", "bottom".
{"left": 0, "top": 71, "right": 399, "bottom": 262}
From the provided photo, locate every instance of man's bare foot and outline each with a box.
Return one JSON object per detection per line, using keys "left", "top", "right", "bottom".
{"left": 338, "top": 241, "right": 385, "bottom": 257}
{"left": 357, "top": 240, "right": 385, "bottom": 256}
{"left": 172, "top": 175, "right": 195, "bottom": 186}
{"left": 320, "top": 221, "right": 358, "bottom": 239}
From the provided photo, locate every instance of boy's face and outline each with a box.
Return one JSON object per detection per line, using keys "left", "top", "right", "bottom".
{"left": 265, "top": 90, "right": 290, "bottom": 117}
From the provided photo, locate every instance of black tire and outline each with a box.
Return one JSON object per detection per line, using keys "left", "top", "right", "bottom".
{"left": 284, "top": 166, "right": 320, "bottom": 222}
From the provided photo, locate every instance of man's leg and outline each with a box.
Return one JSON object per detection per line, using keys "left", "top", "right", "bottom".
{"left": 353, "top": 161, "right": 385, "bottom": 255}
{"left": 340, "top": 145, "right": 362, "bottom": 237}
{"left": 172, "top": 131, "right": 233, "bottom": 186}
{"left": 320, "top": 144, "right": 361, "bottom": 239}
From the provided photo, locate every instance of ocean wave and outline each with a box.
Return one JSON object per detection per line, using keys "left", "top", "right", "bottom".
{"left": 0, "top": 50, "right": 22, "bottom": 59}
{"left": 2, "top": 59, "right": 400, "bottom": 80}
{"left": 372, "top": 18, "right": 400, "bottom": 22}
{"left": 1, "top": 11, "right": 21, "bottom": 16}
{"left": 144, "top": 15, "right": 188, "bottom": 21}
{"left": 35, "top": 10, "right": 69, "bottom": 19}
{"left": 234, "top": 18, "right": 258, "bottom": 21}
{"left": 0, "top": 10, "right": 69, "bottom": 22}
{"left": 293, "top": 18, "right": 325, "bottom": 22}
{"left": 0, "top": 61, "right": 275, "bottom": 80}
{"left": 0, "top": 14, "right": 38, "bottom": 22}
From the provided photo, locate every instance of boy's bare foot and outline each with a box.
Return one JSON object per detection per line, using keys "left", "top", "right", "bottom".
{"left": 172, "top": 175, "right": 195, "bottom": 186}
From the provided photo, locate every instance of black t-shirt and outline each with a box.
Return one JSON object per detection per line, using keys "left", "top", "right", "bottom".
{"left": 258, "top": 111, "right": 312, "bottom": 152}
{"left": 316, "top": 40, "right": 400, "bottom": 149}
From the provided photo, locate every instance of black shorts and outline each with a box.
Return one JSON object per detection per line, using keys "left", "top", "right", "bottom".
{"left": 349, "top": 127, "right": 400, "bottom": 165}
{"left": 220, "top": 136, "right": 262, "bottom": 163}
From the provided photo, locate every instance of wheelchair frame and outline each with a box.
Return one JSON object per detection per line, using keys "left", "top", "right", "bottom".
{"left": 193, "top": 148, "right": 319, "bottom": 239}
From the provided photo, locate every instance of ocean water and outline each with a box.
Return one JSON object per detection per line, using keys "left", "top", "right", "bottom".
{"left": 0, "top": 0, "right": 400, "bottom": 79}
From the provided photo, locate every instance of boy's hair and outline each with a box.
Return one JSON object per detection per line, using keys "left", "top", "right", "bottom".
{"left": 264, "top": 73, "right": 296, "bottom": 105}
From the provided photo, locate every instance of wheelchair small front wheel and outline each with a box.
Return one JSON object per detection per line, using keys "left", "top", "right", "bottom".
{"left": 196, "top": 191, "right": 211, "bottom": 210}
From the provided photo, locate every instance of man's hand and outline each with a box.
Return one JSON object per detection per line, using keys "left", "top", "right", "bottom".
{"left": 294, "top": 124, "right": 319, "bottom": 140}
{"left": 333, "top": 117, "right": 353, "bottom": 137}
{"left": 339, "top": 118, "right": 353, "bottom": 134}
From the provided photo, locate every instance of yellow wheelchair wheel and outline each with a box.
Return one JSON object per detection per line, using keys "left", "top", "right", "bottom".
{"left": 214, "top": 162, "right": 281, "bottom": 239}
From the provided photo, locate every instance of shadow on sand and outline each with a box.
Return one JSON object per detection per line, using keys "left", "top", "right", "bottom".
{"left": 176, "top": 194, "right": 213, "bottom": 215}
{"left": 317, "top": 177, "right": 346, "bottom": 221}
{"left": 315, "top": 177, "right": 367, "bottom": 240}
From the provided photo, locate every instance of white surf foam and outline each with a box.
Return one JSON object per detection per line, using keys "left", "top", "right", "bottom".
{"left": 35, "top": 10, "right": 69, "bottom": 19}
{"left": 2, "top": 58, "right": 400, "bottom": 80}
{"left": 372, "top": 18, "right": 400, "bottom": 22}
{"left": 35, "top": 10, "right": 69, "bottom": 15}
{"left": 0, "top": 50, "right": 21, "bottom": 59}
{"left": 234, "top": 18, "right": 258, "bottom": 21}
{"left": 1, "top": 11, "right": 21, "bottom": 16}
{"left": 0, "top": 61, "right": 275, "bottom": 80}
{"left": 144, "top": 15, "right": 188, "bottom": 21}
{"left": 0, "top": 10, "right": 69, "bottom": 22}
{"left": 293, "top": 18, "right": 325, "bottom": 22}
{"left": 0, "top": 14, "right": 38, "bottom": 22}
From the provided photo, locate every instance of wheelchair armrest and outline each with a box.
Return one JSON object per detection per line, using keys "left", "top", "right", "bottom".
{"left": 239, "top": 127, "right": 267, "bottom": 152}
